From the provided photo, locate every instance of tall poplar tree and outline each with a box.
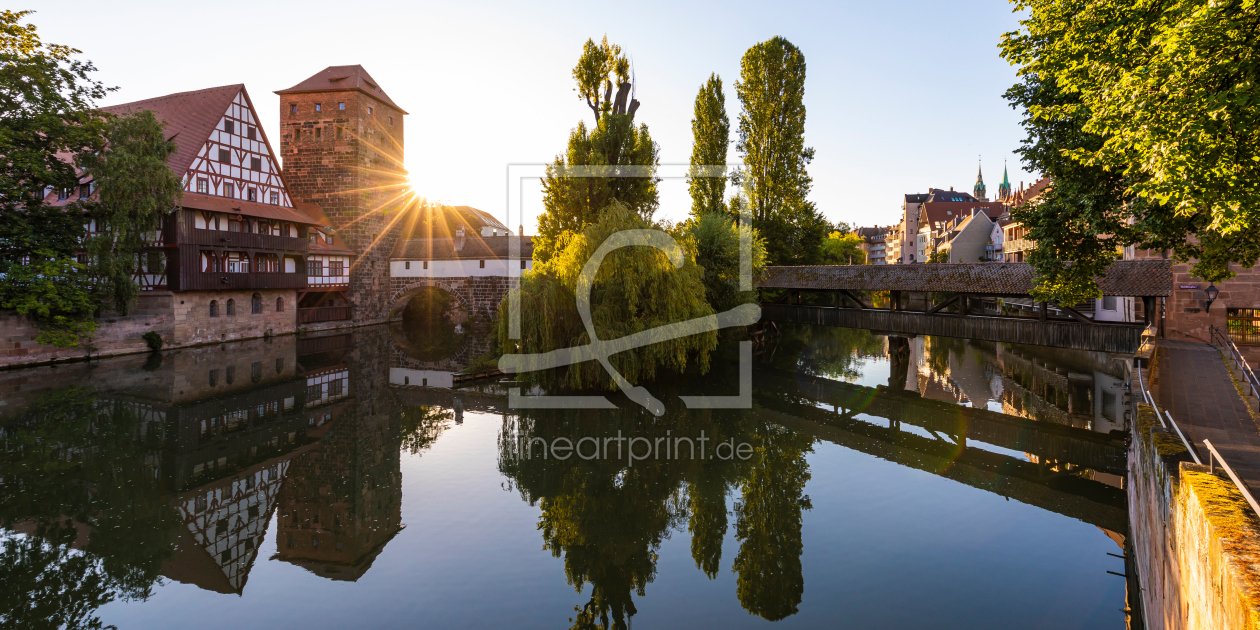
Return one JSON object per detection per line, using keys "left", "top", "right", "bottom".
{"left": 735, "top": 36, "right": 825, "bottom": 266}
{"left": 688, "top": 73, "right": 729, "bottom": 217}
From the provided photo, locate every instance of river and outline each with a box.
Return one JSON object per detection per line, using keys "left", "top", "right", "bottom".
{"left": 0, "top": 323, "right": 1131, "bottom": 629}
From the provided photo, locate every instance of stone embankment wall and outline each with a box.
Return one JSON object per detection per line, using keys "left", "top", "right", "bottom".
{"left": 1, "top": 289, "right": 298, "bottom": 369}
{"left": 1130, "top": 402, "right": 1260, "bottom": 629}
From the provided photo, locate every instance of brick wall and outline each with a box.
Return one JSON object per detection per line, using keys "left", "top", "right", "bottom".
{"left": 278, "top": 84, "right": 407, "bottom": 327}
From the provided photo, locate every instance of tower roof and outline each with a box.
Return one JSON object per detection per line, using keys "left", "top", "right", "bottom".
{"left": 1001, "top": 163, "right": 1010, "bottom": 187}
{"left": 275, "top": 65, "right": 408, "bottom": 114}
{"left": 975, "top": 163, "right": 985, "bottom": 188}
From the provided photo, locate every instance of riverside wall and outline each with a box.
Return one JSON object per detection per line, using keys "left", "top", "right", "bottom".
{"left": 1130, "top": 401, "right": 1260, "bottom": 629}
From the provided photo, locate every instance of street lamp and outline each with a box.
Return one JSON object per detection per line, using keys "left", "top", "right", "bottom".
{"left": 1205, "top": 283, "right": 1220, "bottom": 312}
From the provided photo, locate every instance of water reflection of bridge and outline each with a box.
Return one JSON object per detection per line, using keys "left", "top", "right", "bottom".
{"left": 755, "top": 370, "right": 1127, "bottom": 532}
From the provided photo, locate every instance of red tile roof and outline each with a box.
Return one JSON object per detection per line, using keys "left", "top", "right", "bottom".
{"left": 275, "top": 65, "right": 408, "bottom": 114}
{"left": 99, "top": 84, "right": 244, "bottom": 177}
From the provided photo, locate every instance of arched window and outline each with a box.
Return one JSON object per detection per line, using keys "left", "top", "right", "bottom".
{"left": 251, "top": 293, "right": 262, "bottom": 314}
{"left": 226, "top": 299, "right": 235, "bottom": 316}
{"left": 209, "top": 300, "right": 218, "bottom": 317}
{"left": 276, "top": 297, "right": 284, "bottom": 312}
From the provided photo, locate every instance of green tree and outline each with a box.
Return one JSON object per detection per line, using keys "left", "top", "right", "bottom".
{"left": 537, "top": 37, "right": 656, "bottom": 263}
{"left": 78, "top": 110, "right": 183, "bottom": 315}
{"left": 499, "top": 201, "right": 717, "bottom": 392}
{"left": 735, "top": 36, "right": 826, "bottom": 266}
{"left": 682, "top": 212, "right": 767, "bottom": 314}
{"left": 1000, "top": 0, "right": 1260, "bottom": 302}
{"left": 0, "top": 10, "right": 110, "bottom": 346}
{"left": 819, "top": 231, "right": 866, "bottom": 265}
{"left": 688, "top": 74, "right": 730, "bottom": 217}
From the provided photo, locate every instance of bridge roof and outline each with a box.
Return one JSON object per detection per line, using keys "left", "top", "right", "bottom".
{"left": 758, "top": 260, "right": 1173, "bottom": 297}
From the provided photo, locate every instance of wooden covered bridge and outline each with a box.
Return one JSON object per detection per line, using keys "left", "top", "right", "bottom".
{"left": 756, "top": 260, "right": 1173, "bottom": 353}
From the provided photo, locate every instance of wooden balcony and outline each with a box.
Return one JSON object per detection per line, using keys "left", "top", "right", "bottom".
{"left": 185, "top": 228, "right": 306, "bottom": 252}
{"left": 307, "top": 275, "right": 350, "bottom": 289}
{"left": 181, "top": 270, "right": 307, "bottom": 291}
{"left": 298, "top": 306, "right": 352, "bottom": 324}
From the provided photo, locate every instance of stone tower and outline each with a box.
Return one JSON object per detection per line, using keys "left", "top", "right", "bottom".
{"left": 276, "top": 66, "right": 408, "bottom": 325}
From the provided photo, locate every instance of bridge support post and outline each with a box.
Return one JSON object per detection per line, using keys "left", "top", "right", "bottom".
{"left": 1039, "top": 301, "right": 1048, "bottom": 321}
{"left": 959, "top": 295, "right": 969, "bottom": 316}
{"left": 891, "top": 290, "right": 901, "bottom": 311}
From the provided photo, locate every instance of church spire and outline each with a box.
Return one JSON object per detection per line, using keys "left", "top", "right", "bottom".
{"left": 973, "top": 159, "right": 987, "bottom": 201}
{"left": 998, "top": 161, "right": 1012, "bottom": 200}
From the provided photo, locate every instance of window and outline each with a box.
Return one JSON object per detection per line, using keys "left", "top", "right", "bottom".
{"left": 315, "top": 127, "right": 322, "bottom": 139}
{"left": 57, "top": 188, "right": 69, "bottom": 200}
{"left": 1102, "top": 295, "right": 1117, "bottom": 311}
{"left": 405, "top": 261, "right": 410, "bottom": 269}
{"left": 195, "top": 495, "right": 208, "bottom": 512}
{"left": 251, "top": 293, "right": 262, "bottom": 314}
{"left": 269, "top": 191, "right": 279, "bottom": 205}
{"left": 479, "top": 260, "right": 485, "bottom": 268}
{"left": 251, "top": 157, "right": 261, "bottom": 171}
{"left": 197, "top": 178, "right": 208, "bottom": 194}
{"left": 1228, "top": 309, "right": 1260, "bottom": 345}
{"left": 338, "top": 102, "right": 345, "bottom": 110}
{"left": 289, "top": 103, "right": 297, "bottom": 114}
{"left": 226, "top": 252, "right": 249, "bottom": 273}
{"left": 309, "top": 232, "right": 316, "bottom": 244}
{"left": 226, "top": 299, "right": 235, "bottom": 316}
{"left": 307, "top": 260, "right": 324, "bottom": 276}
{"left": 276, "top": 297, "right": 284, "bottom": 312}
{"left": 368, "top": 106, "right": 373, "bottom": 114}
{"left": 521, "top": 260, "right": 527, "bottom": 270}
{"left": 388, "top": 116, "right": 393, "bottom": 126}
{"left": 315, "top": 103, "right": 322, "bottom": 112}
{"left": 336, "top": 126, "right": 343, "bottom": 139}
{"left": 423, "top": 261, "right": 428, "bottom": 269}
{"left": 218, "top": 148, "right": 230, "bottom": 163}
{"left": 247, "top": 126, "right": 256, "bottom": 140}
{"left": 247, "top": 188, "right": 257, "bottom": 202}
{"left": 79, "top": 183, "right": 90, "bottom": 198}
{"left": 251, "top": 361, "right": 262, "bottom": 382}
{"left": 224, "top": 183, "right": 234, "bottom": 198}
{"left": 209, "top": 300, "right": 218, "bottom": 317}
{"left": 224, "top": 120, "right": 234, "bottom": 134}
{"left": 201, "top": 251, "right": 220, "bottom": 272}
{"left": 225, "top": 365, "right": 235, "bottom": 383}
{"left": 329, "top": 260, "right": 344, "bottom": 276}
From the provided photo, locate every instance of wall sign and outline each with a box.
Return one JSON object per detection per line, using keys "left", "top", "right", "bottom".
{"left": 1179, "top": 284, "right": 1200, "bottom": 289}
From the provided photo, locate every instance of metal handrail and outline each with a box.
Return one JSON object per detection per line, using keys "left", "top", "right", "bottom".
{"left": 1134, "top": 364, "right": 1202, "bottom": 464}
{"left": 1203, "top": 439, "right": 1260, "bottom": 520}
{"left": 1211, "top": 325, "right": 1260, "bottom": 400}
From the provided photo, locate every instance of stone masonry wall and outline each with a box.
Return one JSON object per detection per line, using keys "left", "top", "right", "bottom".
{"left": 388, "top": 275, "right": 517, "bottom": 324}
{"left": 172, "top": 289, "right": 297, "bottom": 346}
{"left": 278, "top": 84, "right": 407, "bottom": 327}
{"left": 1130, "top": 400, "right": 1260, "bottom": 629}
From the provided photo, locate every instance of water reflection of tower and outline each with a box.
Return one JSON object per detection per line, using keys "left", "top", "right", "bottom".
{"left": 275, "top": 328, "right": 403, "bottom": 580}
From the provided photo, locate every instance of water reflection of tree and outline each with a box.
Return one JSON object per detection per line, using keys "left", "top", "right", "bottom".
{"left": 765, "top": 323, "right": 884, "bottom": 380}
{"left": 0, "top": 387, "right": 178, "bottom": 629}
{"left": 498, "top": 399, "right": 814, "bottom": 627}
{"left": 399, "top": 405, "right": 455, "bottom": 455}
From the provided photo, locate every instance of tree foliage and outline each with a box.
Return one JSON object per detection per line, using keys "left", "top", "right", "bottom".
{"left": 818, "top": 231, "right": 865, "bottom": 265}
{"left": 536, "top": 37, "right": 656, "bottom": 263}
{"left": 0, "top": 10, "right": 110, "bottom": 346}
{"left": 1000, "top": 0, "right": 1260, "bottom": 300}
{"left": 735, "top": 36, "right": 826, "bottom": 266}
{"left": 682, "top": 212, "right": 766, "bottom": 314}
{"left": 78, "top": 110, "right": 182, "bottom": 315}
{"left": 500, "top": 202, "right": 717, "bottom": 391}
{"left": 687, "top": 74, "right": 730, "bottom": 217}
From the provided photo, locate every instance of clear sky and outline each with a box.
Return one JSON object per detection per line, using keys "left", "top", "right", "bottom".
{"left": 25, "top": 0, "right": 1035, "bottom": 234}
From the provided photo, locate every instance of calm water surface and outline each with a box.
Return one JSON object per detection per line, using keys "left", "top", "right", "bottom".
{"left": 0, "top": 325, "right": 1130, "bottom": 629}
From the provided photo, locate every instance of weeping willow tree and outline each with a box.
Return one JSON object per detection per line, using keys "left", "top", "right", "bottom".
{"left": 498, "top": 201, "right": 717, "bottom": 392}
